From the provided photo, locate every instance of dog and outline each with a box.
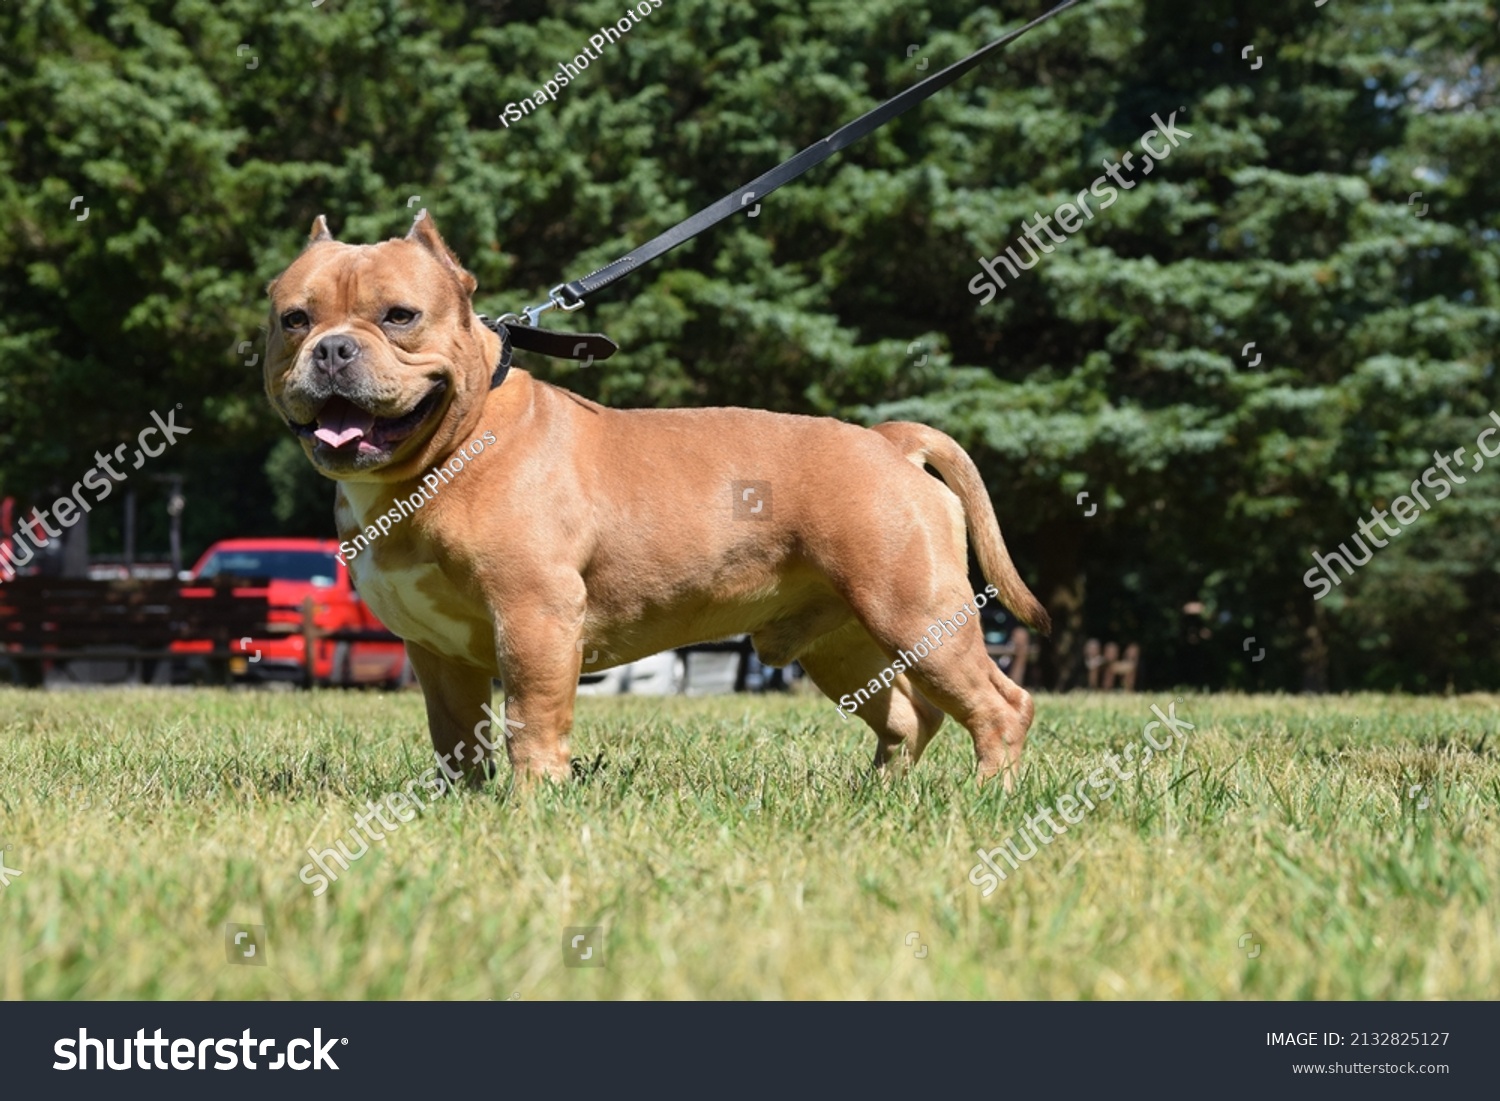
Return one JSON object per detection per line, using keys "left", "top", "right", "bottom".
{"left": 264, "top": 211, "right": 1050, "bottom": 788}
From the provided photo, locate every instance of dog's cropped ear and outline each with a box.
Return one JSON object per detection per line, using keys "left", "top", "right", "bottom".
{"left": 406, "top": 209, "right": 478, "bottom": 296}
{"left": 266, "top": 215, "right": 336, "bottom": 299}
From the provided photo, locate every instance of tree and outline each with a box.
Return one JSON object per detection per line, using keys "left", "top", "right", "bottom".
{"left": 1, "top": 0, "right": 1495, "bottom": 689}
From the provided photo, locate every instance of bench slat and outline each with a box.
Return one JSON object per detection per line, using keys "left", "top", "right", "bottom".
{"left": 1, "top": 578, "right": 273, "bottom": 656}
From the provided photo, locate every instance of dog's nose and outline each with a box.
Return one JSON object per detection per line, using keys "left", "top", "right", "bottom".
{"left": 312, "top": 333, "right": 361, "bottom": 375}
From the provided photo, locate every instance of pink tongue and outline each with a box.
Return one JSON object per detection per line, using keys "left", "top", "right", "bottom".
{"left": 313, "top": 401, "right": 376, "bottom": 448}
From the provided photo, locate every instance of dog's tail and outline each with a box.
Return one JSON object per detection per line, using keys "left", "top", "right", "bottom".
{"left": 871, "top": 422, "right": 1051, "bottom": 635}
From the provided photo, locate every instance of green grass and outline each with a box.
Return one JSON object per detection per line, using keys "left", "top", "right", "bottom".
{"left": 2, "top": 687, "right": 1497, "bottom": 999}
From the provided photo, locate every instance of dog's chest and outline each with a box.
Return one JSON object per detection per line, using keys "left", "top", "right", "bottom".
{"left": 350, "top": 555, "right": 494, "bottom": 666}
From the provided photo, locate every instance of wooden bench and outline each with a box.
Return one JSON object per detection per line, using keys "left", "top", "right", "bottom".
{"left": 0, "top": 577, "right": 271, "bottom": 687}
{"left": 1084, "top": 638, "right": 1140, "bottom": 691}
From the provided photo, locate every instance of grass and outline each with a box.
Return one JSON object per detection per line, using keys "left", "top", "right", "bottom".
{"left": 1, "top": 686, "right": 1497, "bottom": 999}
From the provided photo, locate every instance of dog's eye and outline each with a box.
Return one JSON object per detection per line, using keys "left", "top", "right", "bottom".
{"left": 383, "top": 307, "right": 419, "bottom": 326}
{"left": 281, "top": 309, "right": 310, "bottom": 330}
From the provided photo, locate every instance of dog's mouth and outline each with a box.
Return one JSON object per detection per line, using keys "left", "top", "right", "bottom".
{"left": 292, "top": 381, "right": 448, "bottom": 462}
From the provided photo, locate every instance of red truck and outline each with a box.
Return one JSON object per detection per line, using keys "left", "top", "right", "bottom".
{"left": 172, "top": 537, "right": 410, "bottom": 686}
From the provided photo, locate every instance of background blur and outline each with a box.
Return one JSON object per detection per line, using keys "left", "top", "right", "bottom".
{"left": 1, "top": 0, "right": 1497, "bottom": 692}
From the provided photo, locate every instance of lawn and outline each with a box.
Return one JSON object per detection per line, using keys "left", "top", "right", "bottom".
{"left": 1, "top": 687, "right": 1496, "bottom": 999}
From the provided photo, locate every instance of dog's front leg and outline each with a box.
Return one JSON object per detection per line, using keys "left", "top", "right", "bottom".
{"left": 496, "top": 611, "right": 584, "bottom": 786}
{"left": 405, "top": 641, "right": 498, "bottom": 790}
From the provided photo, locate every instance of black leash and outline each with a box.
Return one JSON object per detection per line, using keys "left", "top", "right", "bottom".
{"left": 494, "top": 0, "right": 1088, "bottom": 374}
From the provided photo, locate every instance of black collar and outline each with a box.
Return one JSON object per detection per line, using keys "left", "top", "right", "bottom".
{"left": 482, "top": 316, "right": 513, "bottom": 390}
{"left": 476, "top": 314, "right": 617, "bottom": 387}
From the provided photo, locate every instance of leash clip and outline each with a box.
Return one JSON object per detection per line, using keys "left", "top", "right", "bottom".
{"left": 521, "top": 284, "right": 584, "bottom": 327}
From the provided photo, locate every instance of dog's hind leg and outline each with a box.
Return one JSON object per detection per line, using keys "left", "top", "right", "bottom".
{"left": 797, "top": 621, "right": 947, "bottom": 777}
{"left": 836, "top": 579, "right": 1035, "bottom": 790}
{"left": 894, "top": 621, "right": 1034, "bottom": 790}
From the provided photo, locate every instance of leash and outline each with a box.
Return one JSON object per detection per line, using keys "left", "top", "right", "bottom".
{"left": 490, "top": 0, "right": 1089, "bottom": 375}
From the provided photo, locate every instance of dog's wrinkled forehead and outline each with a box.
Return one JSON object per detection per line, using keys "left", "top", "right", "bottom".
{"left": 271, "top": 244, "right": 460, "bottom": 321}
{"left": 269, "top": 211, "right": 477, "bottom": 321}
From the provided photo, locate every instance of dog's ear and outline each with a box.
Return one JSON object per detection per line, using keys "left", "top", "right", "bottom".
{"left": 265, "top": 215, "right": 334, "bottom": 299}
{"left": 406, "top": 209, "right": 478, "bottom": 297}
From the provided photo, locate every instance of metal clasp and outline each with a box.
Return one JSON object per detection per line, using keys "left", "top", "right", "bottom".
{"left": 520, "top": 284, "right": 584, "bottom": 328}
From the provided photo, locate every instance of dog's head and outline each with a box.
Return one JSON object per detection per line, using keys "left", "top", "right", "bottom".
{"left": 265, "top": 212, "right": 501, "bottom": 480}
